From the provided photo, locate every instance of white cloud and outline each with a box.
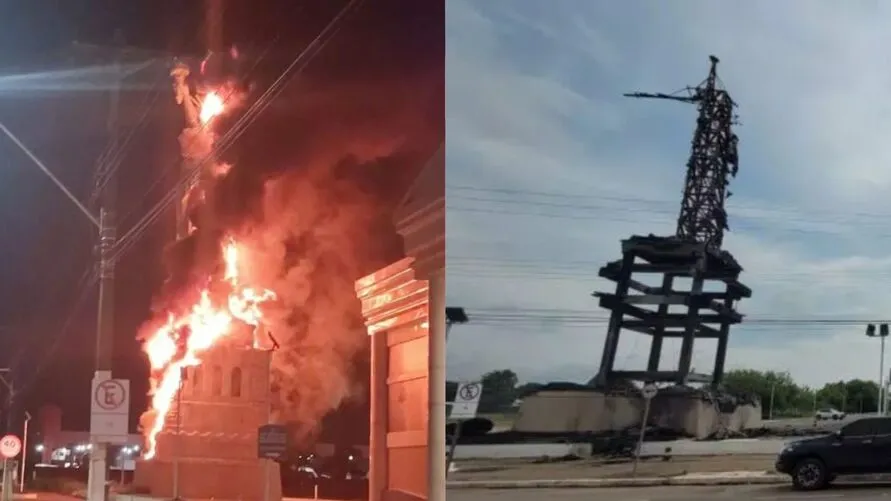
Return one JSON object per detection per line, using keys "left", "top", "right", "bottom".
{"left": 446, "top": 0, "right": 891, "bottom": 389}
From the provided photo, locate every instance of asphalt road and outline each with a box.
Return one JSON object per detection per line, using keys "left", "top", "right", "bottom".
{"left": 448, "top": 484, "right": 891, "bottom": 501}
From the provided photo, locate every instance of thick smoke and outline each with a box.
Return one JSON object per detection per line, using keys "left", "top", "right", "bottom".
{"left": 151, "top": 65, "right": 440, "bottom": 444}
{"left": 235, "top": 160, "right": 394, "bottom": 439}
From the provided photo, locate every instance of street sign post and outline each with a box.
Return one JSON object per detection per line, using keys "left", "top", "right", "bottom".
{"left": 449, "top": 382, "right": 482, "bottom": 420}
{"left": 0, "top": 434, "right": 20, "bottom": 501}
{"left": 89, "top": 377, "right": 131, "bottom": 444}
{"left": 257, "top": 424, "right": 288, "bottom": 460}
{"left": 0, "top": 436, "right": 20, "bottom": 460}
{"left": 446, "top": 381, "right": 484, "bottom": 477}
{"left": 633, "top": 384, "right": 659, "bottom": 476}
{"left": 258, "top": 423, "right": 288, "bottom": 501}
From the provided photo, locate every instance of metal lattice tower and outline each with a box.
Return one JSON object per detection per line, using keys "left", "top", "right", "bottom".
{"left": 625, "top": 55, "right": 740, "bottom": 250}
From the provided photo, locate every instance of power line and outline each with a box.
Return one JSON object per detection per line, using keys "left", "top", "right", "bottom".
{"left": 447, "top": 258, "right": 891, "bottom": 287}
{"left": 449, "top": 199, "right": 891, "bottom": 239}
{"left": 449, "top": 185, "right": 891, "bottom": 222}
{"left": 89, "top": 65, "right": 167, "bottom": 208}
{"left": 469, "top": 307, "right": 891, "bottom": 321}
{"left": 111, "top": 0, "right": 366, "bottom": 261}
{"left": 462, "top": 308, "right": 891, "bottom": 328}
{"left": 113, "top": 1, "right": 299, "bottom": 231}
{"left": 16, "top": 266, "right": 97, "bottom": 391}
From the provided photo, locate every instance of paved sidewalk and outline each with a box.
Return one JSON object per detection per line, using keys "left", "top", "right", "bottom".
{"left": 447, "top": 470, "right": 788, "bottom": 489}
{"left": 449, "top": 484, "right": 891, "bottom": 501}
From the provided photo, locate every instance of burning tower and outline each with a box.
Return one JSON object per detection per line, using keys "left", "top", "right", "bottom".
{"left": 132, "top": 58, "right": 282, "bottom": 501}
{"left": 593, "top": 55, "right": 751, "bottom": 389}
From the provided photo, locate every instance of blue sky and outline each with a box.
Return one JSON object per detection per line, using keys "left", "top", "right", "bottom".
{"left": 445, "top": 0, "right": 891, "bottom": 388}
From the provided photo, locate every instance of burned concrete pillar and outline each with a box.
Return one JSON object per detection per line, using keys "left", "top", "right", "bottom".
{"left": 647, "top": 275, "right": 675, "bottom": 373}
{"left": 712, "top": 293, "right": 735, "bottom": 385}
{"left": 677, "top": 272, "right": 705, "bottom": 384}
{"left": 594, "top": 250, "right": 635, "bottom": 386}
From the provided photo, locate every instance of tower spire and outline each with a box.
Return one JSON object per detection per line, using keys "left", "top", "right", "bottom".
{"left": 625, "top": 55, "right": 740, "bottom": 250}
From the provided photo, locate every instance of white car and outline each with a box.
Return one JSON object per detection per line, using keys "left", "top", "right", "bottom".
{"left": 814, "top": 408, "right": 846, "bottom": 420}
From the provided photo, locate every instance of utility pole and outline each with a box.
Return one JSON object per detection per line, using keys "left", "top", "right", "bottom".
{"left": 85, "top": 30, "right": 123, "bottom": 501}
{"left": 445, "top": 307, "right": 469, "bottom": 342}
{"left": 0, "top": 34, "right": 154, "bottom": 501}
{"left": 866, "top": 323, "right": 889, "bottom": 416}
{"left": 0, "top": 369, "right": 13, "bottom": 436}
{"left": 0, "top": 369, "right": 14, "bottom": 501}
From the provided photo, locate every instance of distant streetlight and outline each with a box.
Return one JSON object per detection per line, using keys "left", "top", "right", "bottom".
{"left": 445, "top": 307, "right": 469, "bottom": 342}
{"left": 866, "top": 323, "right": 890, "bottom": 415}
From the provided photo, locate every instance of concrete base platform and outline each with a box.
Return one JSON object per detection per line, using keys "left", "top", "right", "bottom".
{"left": 133, "top": 457, "right": 282, "bottom": 500}
{"left": 515, "top": 389, "right": 761, "bottom": 439}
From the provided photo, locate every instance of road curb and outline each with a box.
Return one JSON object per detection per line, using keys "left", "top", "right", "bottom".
{"left": 447, "top": 474, "right": 788, "bottom": 489}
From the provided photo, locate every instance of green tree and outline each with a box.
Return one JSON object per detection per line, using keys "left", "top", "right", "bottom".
{"left": 816, "top": 379, "right": 878, "bottom": 413}
{"left": 723, "top": 369, "right": 807, "bottom": 418}
{"left": 478, "top": 369, "right": 519, "bottom": 413}
{"left": 515, "top": 382, "right": 544, "bottom": 398}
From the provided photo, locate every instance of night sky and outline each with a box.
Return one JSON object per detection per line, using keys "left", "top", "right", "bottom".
{"left": 0, "top": 0, "right": 443, "bottom": 441}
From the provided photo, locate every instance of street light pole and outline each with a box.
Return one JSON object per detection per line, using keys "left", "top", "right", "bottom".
{"left": 84, "top": 31, "right": 125, "bottom": 501}
{"left": 0, "top": 369, "right": 14, "bottom": 501}
{"left": 19, "top": 412, "right": 29, "bottom": 493}
{"left": 445, "top": 307, "right": 469, "bottom": 343}
{"left": 866, "top": 323, "right": 889, "bottom": 415}
{"left": 0, "top": 41, "right": 126, "bottom": 501}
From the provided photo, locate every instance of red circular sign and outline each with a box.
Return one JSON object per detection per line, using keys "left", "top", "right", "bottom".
{"left": 94, "top": 380, "right": 127, "bottom": 411}
{"left": 0, "top": 435, "right": 21, "bottom": 459}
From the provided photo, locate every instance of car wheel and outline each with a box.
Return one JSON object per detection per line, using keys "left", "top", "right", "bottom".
{"left": 832, "top": 415, "right": 840, "bottom": 420}
{"left": 791, "top": 458, "right": 828, "bottom": 491}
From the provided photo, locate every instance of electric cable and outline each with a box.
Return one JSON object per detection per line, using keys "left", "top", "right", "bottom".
{"left": 111, "top": 0, "right": 366, "bottom": 262}
{"left": 16, "top": 266, "right": 98, "bottom": 391}
{"left": 89, "top": 64, "right": 167, "bottom": 207}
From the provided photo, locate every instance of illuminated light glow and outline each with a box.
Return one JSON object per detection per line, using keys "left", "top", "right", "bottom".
{"left": 199, "top": 92, "right": 225, "bottom": 124}
{"left": 213, "top": 162, "right": 233, "bottom": 177}
{"left": 141, "top": 237, "right": 276, "bottom": 460}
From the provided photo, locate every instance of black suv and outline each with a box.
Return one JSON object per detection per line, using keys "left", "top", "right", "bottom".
{"left": 776, "top": 416, "right": 891, "bottom": 490}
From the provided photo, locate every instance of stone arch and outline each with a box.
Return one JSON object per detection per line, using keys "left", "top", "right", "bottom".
{"left": 210, "top": 365, "right": 223, "bottom": 396}
{"left": 230, "top": 367, "right": 243, "bottom": 398}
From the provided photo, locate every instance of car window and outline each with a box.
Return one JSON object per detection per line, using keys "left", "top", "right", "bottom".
{"left": 843, "top": 418, "right": 880, "bottom": 436}
{"left": 874, "top": 418, "right": 891, "bottom": 436}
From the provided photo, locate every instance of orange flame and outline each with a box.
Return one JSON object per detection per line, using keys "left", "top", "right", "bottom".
{"left": 199, "top": 92, "right": 225, "bottom": 124}
{"left": 141, "top": 238, "right": 276, "bottom": 460}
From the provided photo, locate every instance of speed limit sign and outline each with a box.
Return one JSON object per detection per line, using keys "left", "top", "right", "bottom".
{"left": 0, "top": 434, "right": 21, "bottom": 459}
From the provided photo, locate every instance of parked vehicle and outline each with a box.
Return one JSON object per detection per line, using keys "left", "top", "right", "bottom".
{"left": 814, "top": 408, "right": 846, "bottom": 420}
{"left": 776, "top": 416, "right": 891, "bottom": 490}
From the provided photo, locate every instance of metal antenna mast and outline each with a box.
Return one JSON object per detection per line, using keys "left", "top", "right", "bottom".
{"left": 625, "top": 55, "right": 740, "bottom": 250}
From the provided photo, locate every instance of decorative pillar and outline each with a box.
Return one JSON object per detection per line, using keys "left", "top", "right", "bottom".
{"left": 355, "top": 143, "right": 444, "bottom": 501}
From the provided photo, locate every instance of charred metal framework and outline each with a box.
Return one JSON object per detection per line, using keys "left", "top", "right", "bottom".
{"left": 593, "top": 56, "right": 750, "bottom": 387}
{"left": 625, "top": 55, "right": 739, "bottom": 251}
{"left": 593, "top": 236, "right": 751, "bottom": 386}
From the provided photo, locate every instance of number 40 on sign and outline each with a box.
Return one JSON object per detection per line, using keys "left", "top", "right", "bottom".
{"left": 0, "top": 434, "right": 21, "bottom": 459}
